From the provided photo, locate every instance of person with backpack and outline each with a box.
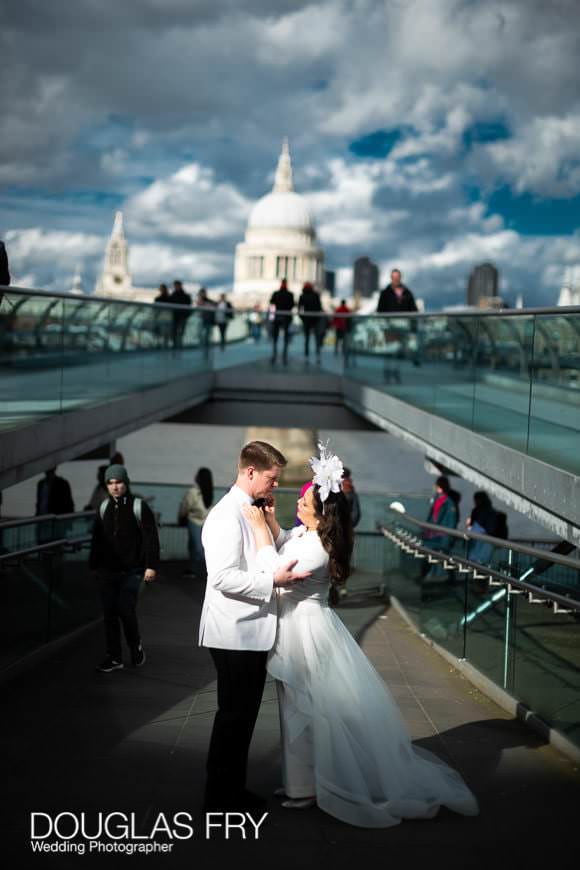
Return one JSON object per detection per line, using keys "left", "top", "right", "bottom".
{"left": 466, "top": 491, "right": 507, "bottom": 566}
{"left": 90, "top": 464, "right": 160, "bottom": 673}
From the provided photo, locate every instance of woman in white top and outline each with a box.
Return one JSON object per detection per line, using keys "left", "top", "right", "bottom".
{"left": 241, "top": 444, "right": 478, "bottom": 829}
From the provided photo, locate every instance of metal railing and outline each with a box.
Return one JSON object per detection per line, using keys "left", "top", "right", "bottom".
{"left": 381, "top": 517, "right": 580, "bottom": 613}
{"left": 381, "top": 504, "right": 580, "bottom": 751}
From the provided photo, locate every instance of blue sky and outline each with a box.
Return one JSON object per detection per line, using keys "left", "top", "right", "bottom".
{"left": 1, "top": 0, "right": 580, "bottom": 308}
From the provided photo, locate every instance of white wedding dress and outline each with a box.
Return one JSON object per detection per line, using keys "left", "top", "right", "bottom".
{"left": 256, "top": 525, "right": 479, "bottom": 828}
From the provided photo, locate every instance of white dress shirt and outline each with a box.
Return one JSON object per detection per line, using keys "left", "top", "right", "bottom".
{"left": 199, "top": 485, "right": 276, "bottom": 650}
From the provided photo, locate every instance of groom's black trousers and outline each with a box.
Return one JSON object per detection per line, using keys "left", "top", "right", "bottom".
{"left": 205, "top": 648, "right": 268, "bottom": 801}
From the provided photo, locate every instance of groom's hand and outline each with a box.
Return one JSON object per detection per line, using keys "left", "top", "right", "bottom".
{"left": 273, "top": 559, "right": 312, "bottom": 587}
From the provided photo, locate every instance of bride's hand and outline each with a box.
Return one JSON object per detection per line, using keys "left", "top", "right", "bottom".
{"left": 263, "top": 496, "right": 276, "bottom": 522}
{"left": 242, "top": 504, "right": 267, "bottom": 529}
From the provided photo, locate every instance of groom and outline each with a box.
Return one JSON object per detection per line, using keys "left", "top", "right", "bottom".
{"left": 200, "top": 441, "right": 310, "bottom": 812}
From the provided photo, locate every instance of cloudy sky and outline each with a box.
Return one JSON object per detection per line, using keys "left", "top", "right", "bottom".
{"left": 2, "top": 0, "right": 580, "bottom": 307}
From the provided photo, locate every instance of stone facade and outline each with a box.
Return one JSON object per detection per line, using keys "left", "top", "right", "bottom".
{"left": 232, "top": 140, "right": 325, "bottom": 307}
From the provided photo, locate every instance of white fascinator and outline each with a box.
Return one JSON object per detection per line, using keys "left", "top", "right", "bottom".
{"left": 309, "top": 441, "right": 344, "bottom": 504}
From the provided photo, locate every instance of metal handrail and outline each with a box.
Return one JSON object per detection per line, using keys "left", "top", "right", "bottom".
{"left": 381, "top": 525, "right": 580, "bottom": 612}
{"left": 385, "top": 508, "right": 580, "bottom": 571}
{"left": 0, "top": 534, "right": 92, "bottom": 563}
{"left": 0, "top": 510, "right": 95, "bottom": 530}
{"left": 3, "top": 285, "right": 579, "bottom": 318}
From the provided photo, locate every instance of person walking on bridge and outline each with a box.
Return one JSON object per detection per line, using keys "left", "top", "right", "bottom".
{"left": 377, "top": 268, "right": 417, "bottom": 313}
{"left": 169, "top": 280, "right": 192, "bottom": 349}
{"left": 298, "top": 282, "right": 323, "bottom": 362}
{"left": 269, "top": 278, "right": 294, "bottom": 365}
{"left": 90, "top": 464, "right": 159, "bottom": 673}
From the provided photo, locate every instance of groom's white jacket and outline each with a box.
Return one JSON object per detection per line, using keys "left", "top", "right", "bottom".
{"left": 199, "top": 485, "right": 276, "bottom": 650}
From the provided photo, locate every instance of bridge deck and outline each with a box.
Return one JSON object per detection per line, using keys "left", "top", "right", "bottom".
{"left": 3, "top": 564, "right": 579, "bottom": 866}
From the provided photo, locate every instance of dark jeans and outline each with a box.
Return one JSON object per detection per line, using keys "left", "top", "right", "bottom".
{"left": 99, "top": 571, "right": 142, "bottom": 660}
{"left": 172, "top": 317, "right": 187, "bottom": 348}
{"left": 205, "top": 648, "right": 267, "bottom": 801}
{"left": 217, "top": 323, "right": 227, "bottom": 351}
{"left": 302, "top": 321, "right": 322, "bottom": 358}
{"left": 271, "top": 319, "right": 291, "bottom": 362}
{"left": 187, "top": 520, "right": 205, "bottom": 576}
{"left": 201, "top": 323, "right": 213, "bottom": 358}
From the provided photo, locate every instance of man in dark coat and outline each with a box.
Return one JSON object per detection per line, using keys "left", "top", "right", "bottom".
{"left": 0, "top": 241, "right": 10, "bottom": 286}
{"left": 269, "top": 278, "right": 294, "bottom": 364}
{"left": 377, "top": 269, "right": 417, "bottom": 312}
{"left": 90, "top": 464, "right": 160, "bottom": 672}
{"left": 36, "top": 468, "right": 75, "bottom": 515}
{"left": 377, "top": 268, "right": 420, "bottom": 365}
{"left": 196, "top": 287, "right": 216, "bottom": 357}
{"left": 298, "top": 282, "right": 324, "bottom": 361}
{"left": 169, "top": 279, "right": 192, "bottom": 348}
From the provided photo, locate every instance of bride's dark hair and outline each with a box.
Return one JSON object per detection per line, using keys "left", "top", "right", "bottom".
{"left": 312, "top": 485, "right": 354, "bottom": 604}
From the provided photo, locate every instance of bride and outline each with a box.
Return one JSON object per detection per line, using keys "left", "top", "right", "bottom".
{"left": 241, "top": 443, "right": 479, "bottom": 829}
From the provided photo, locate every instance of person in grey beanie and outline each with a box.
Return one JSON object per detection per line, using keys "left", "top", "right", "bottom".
{"left": 90, "top": 464, "right": 160, "bottom": 672}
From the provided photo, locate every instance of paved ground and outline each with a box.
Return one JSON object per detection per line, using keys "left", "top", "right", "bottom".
{"left": 3, "top": 563, "right": 579, "bottom": 868}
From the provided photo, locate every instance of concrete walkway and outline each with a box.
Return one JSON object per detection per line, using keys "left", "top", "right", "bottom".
{"left": 4, "top": 563, "right": 580, "bottom": 868}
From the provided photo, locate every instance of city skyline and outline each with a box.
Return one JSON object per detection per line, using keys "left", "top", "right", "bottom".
{"left": 1, "top": 0, "right": 580, "bottom": 308}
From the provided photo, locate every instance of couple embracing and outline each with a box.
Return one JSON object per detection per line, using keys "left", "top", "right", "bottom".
{"left": 199, "top": 440, "right": 478, "bottom": 827}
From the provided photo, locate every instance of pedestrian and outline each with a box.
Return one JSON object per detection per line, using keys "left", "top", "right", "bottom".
{"left": 466, "top": 491, "right": 507, "bottom": 565}
{"left": 377, "top": 269, "right": 417, "bottom": 312}
{"left": 377, "top": 269, "right": 420, "bottom": 366}
{"left": 90, "top": 464, "right": 160, "bottom": 673}
{"left": 169, "top": 280, "right": 192, "bottom": 349}
{"left": 298, "top": 282, "right": 323, "bottom": 362}
{"left": 178, "top": 467, "right": 214, "bottom": 577}
{"left": 215, "top": 293, "right": 233, "bottom": 351}
{"left": 154, "top": 283, "right": 169, "bottom": 304}
{"left": 196, "top": 287, "right": 216, "bottom": 358}
{"left": 153, "top": 283, "right": 171, "bottom": 348}
{"left": 422, "top": 475, "right": 458, "bottom": 577}
{"left": 341, "top": 467, "right": 361, "bottom": 528}
{"left": 269, "top": 278, "right": 294, "bottom": 365}
{"left": 85, "top": 465, "right": 108, "bottom": 511}
{"left": 332, "top": 299, "right": 352, "bottom": 356}
{"left": 36, "top": 467, "right": 75, "bottom": 515}
{"left": 248, "top": 304, "right": 263, "bottom": 343}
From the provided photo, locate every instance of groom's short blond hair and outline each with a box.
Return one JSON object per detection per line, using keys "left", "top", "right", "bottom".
{"left": 239, "top": 441, "right": 287, "bottom": 471}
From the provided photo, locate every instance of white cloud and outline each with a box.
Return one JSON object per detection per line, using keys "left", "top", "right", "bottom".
{"left": 129, "top": 243, "right": 231, "bottom": 287}
{"left": 125, "top": 163, "right": 251, "bottom": 242}
{"left": 475, "top": 113, "right": 580, "bottom": 196}
{"left": 1, "top": 0, "right": 580, "bottom": 306}
{"left": 4, "top": 228, "right": 105, "bottom": 290}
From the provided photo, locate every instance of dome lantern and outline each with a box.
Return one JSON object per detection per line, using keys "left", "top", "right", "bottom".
{"left": 273, "top": 138, "right": 293, "bottom": 193}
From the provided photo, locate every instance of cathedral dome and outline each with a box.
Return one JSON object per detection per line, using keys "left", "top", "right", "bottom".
{"left": 248, "top": 190, "right": 312, "bottom": 231}
{"left": 232, "top": 139, "right": 325, "bottom": 304}
{"left": 246, "top": 139, "right": 313, "bottom": 234}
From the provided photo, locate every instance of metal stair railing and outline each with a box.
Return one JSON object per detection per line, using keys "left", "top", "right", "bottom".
{"left": 381, "top": 511, "right": 580, "bottom": 616}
